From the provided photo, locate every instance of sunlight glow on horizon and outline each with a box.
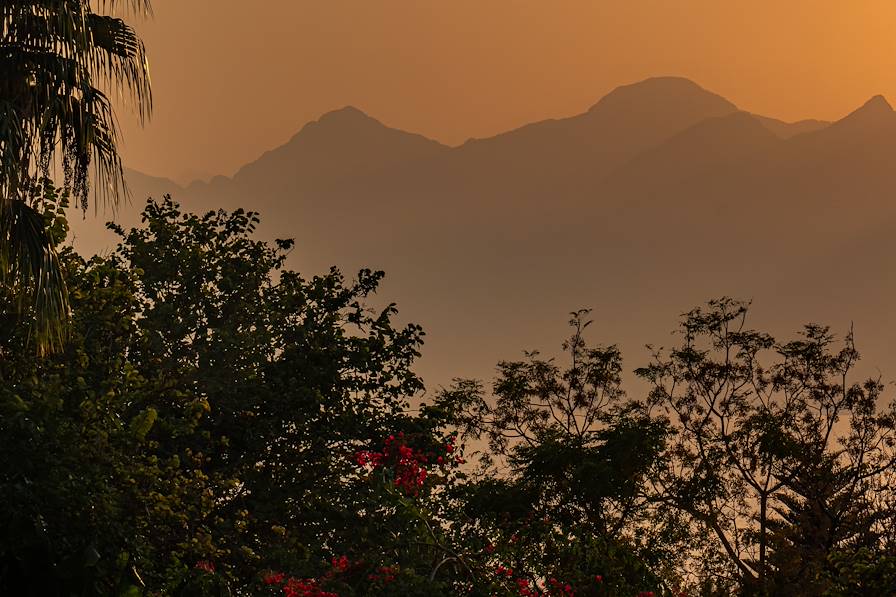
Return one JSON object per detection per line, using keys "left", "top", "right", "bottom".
{"left": 121, "top": 0, "right": 896, "bottom": 182}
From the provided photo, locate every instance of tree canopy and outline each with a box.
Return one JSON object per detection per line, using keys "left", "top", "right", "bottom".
{"left": 1, "top": 196, "right": 895, "bottom": 596}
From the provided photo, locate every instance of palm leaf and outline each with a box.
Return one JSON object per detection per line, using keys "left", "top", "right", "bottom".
{"left": 0, "top": 1, "right": 152, "bottom": 207}
{"left": 0, "top": 196, "right": 68, "bottom": 353}
{"left": 0, "top": 0, "right": 151, "bottom": 351}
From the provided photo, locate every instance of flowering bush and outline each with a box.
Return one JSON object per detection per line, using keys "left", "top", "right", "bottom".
{"left": 255, "top": 554, "right": 409, "bottom": 597}
{"left": 7, "top": 201, "right": 894, "bottom": 596}
{"left": 257, "top": 557, "right": 348, "bottom": 596}
{"left": 354, "top": 432, "right": 463, "bottom": 496}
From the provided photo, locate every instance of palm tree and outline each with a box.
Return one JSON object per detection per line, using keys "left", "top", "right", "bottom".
{"left": 0, "top": 0, "right": 152, "bottom": 352}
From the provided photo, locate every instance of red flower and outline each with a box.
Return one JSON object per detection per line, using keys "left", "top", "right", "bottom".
{"left": 194, "top": 560, "right": 215, "bottom": 573}
{"left": 282, "top": 576, "right": 339, "bottom": 597}
{"left": 331, "top": 555, "right": 349, "bottom": 573}
{"left": 368, "top": 565, "right": 398, "bottom": 585}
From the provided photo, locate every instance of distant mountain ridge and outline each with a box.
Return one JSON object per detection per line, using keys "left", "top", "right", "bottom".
{"left": 117, "top": 77, "right": 846, "bottom": 201}
{"left": 71, "top": 77, "right": 896, "bottom": 387}
{"left": 128, "top": 77, "right": 835, "bottom": 194}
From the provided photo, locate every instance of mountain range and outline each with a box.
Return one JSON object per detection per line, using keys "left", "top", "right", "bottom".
{"left": 68, "top": 76, "right": 896, "bottom": 386}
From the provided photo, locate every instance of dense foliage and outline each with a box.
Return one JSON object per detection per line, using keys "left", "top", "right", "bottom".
{"left": 637, "top": 300, "right": 896, "bottom": 595}
{"left": 3, "top": 5, "right": 895, "bottom": 597}
{"left": 1, "top": 196, "right": 896, "bottom": 596}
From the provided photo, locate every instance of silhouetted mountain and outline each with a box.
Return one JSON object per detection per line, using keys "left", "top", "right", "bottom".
{"left": 606, "top": 111, "right": 778, "bottom": 191}
{"left": 435, "top": 77, "right": 739, "bottom": 198}
{"left": 123, "top": 168, "right": 182, "bottom": 199}
{"left": 229, "top": 106, "right": 448, "bottom": 191}
{"left": 68, "top": 77, "right": 896, "bottom": 386}
{"left": 583, "top": 76, "right": 739, "bottom": 148}
{"left": 752, "top": 115, "right": 829, "bottom": 138}
{"left": 832, "top": 94, "right": 894, "bottom": 129}
{"left": 66, "top": 168, "right": 182, "bottom": 252}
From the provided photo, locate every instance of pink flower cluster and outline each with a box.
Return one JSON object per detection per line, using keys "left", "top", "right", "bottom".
{"left": 488, "top": 567, "right": 613, "bottom": 597}
{"left": 261, "top": 554, "right": 354, "bottom": 597}
{"left": 545, "top": 576, "right": 575, "bottom": 596}
{"left": 354, "top": 432, "right": 462, "bottom": 495}
{"left": 331, "top": 555, "right": 349, "bottom": 573}
{"left": 263, "top": 571, "right": 337, "bottom": 597}
{"left": 366, "top": 565, "right": 398, "bottom": 584}
{"left": 281, "top": 578, "right": 338, "bottom": 597}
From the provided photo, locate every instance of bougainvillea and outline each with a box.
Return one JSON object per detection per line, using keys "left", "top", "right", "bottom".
{"left": 354, "top": 432, "right": 462, "bottom": 496}
{"left": 8, "top": 199, "right": 895, "bottom": 596}
{"left": 260, "top": 557, "right": 347, "bottom": 597}
{"left": 484, "top": 566, "right": 617, "bottom": 597}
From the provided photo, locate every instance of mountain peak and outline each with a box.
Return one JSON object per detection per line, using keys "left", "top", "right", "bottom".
{"left": 617, "top": 75, "right": 710, "bottom": 91}
{"left": 590, "top": 76, "right": 737, "bottom": 113}
{"left": 311, "top": 105, "right": 382, "bottom": 130}
{"left": 836, "top": 94, "right": 894, "bottom": 127}
{"left": 232, "top": 104, "right": 446, "bottom": 184}
{"left": 281, "top": 105, "right": 390, "bottom": 145}
{"left": 319, "top": 105, "right": 373, "bottom": 121}
{"left": 863, "top": 94, "right": 893, "bottom": 111}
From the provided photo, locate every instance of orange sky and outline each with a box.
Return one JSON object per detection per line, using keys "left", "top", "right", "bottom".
{"left": 119, "top": 0, "right": 896, "bottom": 183}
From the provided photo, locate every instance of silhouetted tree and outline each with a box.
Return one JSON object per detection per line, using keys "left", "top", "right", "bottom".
{"left": 637, "top": 298, "right": 896, "bottom": 595}
{"left": 442, "top": 311, "right": 676, "bottom": 595}
{"left": 4, "top": 199, "right": 896, "bottom": 596}
{"left": 0, "top": 197, "right": 457, "bottom": 595}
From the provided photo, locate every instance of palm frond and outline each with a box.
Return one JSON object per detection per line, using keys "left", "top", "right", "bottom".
{"left": 0, "top": 0, "right": 152, "bottom": 209}
{"left": 0, "top": 196, "right": 68, "bottom": 353}
{"left": 0, "top": 0, "right": 151, "bottom": 352}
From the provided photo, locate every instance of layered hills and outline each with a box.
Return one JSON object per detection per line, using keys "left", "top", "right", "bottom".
{"left": 68, "top": 77, "right": 896, "bottom": 385}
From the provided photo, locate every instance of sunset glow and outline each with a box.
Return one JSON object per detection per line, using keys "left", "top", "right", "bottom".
{"left": 124, "top": 1, "right": 896, "bottom": 182}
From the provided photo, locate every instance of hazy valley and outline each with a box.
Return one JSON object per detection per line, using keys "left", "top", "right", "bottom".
{"left": 71, "top": 76, "right": 896, "bottom": 387}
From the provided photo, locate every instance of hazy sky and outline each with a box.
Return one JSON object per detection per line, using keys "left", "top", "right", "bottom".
{"left": 119, "top": 0, "right": 896, "bottom": 183}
